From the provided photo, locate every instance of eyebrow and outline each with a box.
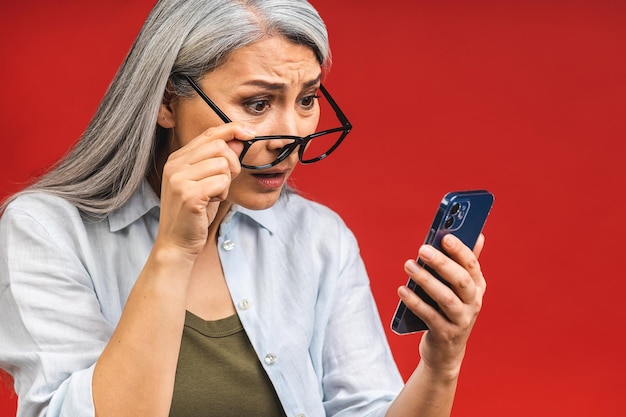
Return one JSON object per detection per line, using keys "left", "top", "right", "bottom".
{"left": 240, "top": 74, "right": 322, "bottom": 91}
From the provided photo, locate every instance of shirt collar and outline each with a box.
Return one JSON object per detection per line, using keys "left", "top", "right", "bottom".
{"left": 108, "top": 179, "right": 161, "bottom": 232}
{"left": 234, "top": 204, "right": 278, "bottom": 235}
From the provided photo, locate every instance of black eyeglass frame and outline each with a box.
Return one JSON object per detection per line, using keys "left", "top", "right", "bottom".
{"left": 180, "top": 74, "right": 352, "bottom": 170}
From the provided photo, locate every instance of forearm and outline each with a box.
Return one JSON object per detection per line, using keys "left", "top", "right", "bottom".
{"left": 385, "top": 360, "right": 460, "bottom": 417}
{"left": 92, "top": 244, "right": 194, "bottom": 417}
{"left": 387, "top": 233, "right": 487, "bottom": 417}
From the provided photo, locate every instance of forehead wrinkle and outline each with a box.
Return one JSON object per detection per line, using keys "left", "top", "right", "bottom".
{"left": 240, "top": 74, "right": 322, "bottom": 92}
{"left": 255, "top": 47, "right": 314, "bottom": 80}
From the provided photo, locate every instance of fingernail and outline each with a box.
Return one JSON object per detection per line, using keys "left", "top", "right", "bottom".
{"left": 405, "top": 259, "right": 419, "bottom": 274}
{"left": 442, "top": 234, "right": 455, "bottom": 247}
{"left": 420, "top": 245, "right": 435, "bottom": 260}
{"left": 398, "top": 286, "right": 411, "bottom": 298}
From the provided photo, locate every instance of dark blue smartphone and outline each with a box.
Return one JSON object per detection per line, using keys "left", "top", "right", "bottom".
{"left": 391, "top": 190, "right": 495, "bottom": 334}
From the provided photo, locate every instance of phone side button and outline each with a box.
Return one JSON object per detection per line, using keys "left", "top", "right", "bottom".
{"left": 425, "top": 229, "right": 435, "bottom": 244}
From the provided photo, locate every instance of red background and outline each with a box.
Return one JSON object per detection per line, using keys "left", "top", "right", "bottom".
{"left": 1, "top": 1, "right": 625, "bottom": 416}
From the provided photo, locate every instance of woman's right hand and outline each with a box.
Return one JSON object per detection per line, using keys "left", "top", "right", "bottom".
{"left": 156, "top": 123, "right": 255, "bottom": 259}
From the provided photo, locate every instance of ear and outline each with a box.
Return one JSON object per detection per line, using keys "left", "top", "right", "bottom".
{"left": 157, "top": 88, "right": 176, "bottom": 129}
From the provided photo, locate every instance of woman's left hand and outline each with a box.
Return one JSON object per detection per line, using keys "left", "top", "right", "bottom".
{"left": 398, "top": 233, "right": 487, "bottom": 378}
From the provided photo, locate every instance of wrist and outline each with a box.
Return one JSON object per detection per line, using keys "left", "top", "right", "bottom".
{"left": 419, "top": 341, "right": 466, "bottom": 383}
{"left": 418, "top": 355, "right": 464, "bottom": 384}
{"left": 141, "top": 240, "right": 197, "bottom": 294}
{"left": 151, "top": 238, "right": 199, "bottom": 268}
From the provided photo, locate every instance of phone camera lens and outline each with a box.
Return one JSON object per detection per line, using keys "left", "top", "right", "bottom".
{"left": 444, "top": 216, "right": 454, "bottom": 229}
{"left": 450, "top": 203, "right": 460, "bottom": 215}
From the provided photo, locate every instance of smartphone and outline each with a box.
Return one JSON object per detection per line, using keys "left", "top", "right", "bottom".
{"left": 391, "top": 190, "right": 495, "bottom": 335}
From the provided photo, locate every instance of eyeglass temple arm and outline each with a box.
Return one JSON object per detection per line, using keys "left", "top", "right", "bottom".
{"left": 319, "top": 84, "right": 352, "bottom": 129}
{"left": 181, "top": 74, "right": 233, "bottom": 124}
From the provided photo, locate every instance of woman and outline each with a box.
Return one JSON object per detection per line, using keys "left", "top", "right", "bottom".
{"left": 0, "top": 0, "right": 487, "bottom": 416}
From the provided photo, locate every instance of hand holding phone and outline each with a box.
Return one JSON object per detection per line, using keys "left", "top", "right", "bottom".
{"left": 391, "top": 190, "right": 494, "bottom": 334}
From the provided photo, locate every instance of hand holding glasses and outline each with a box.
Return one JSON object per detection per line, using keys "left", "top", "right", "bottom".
{"left": 178, "top": 74, "right": 352, "bottom": 170}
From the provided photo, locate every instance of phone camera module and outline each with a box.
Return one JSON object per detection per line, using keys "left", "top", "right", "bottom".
{"left": 450, "top": 203, "right": 461, "bottom": 215}
{"left": 444, "top": 216, "right": 454, "bottom": 229}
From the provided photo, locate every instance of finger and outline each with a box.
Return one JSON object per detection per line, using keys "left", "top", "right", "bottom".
{"left": 397, "top": 284, "right": 453, "bottom": 331}
{"left": 171, "top": 134, "right": 239, "bottom": 167}
{"left": 196, "top": 174, "right": 232, "bottom": 203}
{"left": 167, "top": 139, "right": 241, "bottom": 182}
{"left": 417, "top": 240, "right": 479, "bottom": 305}
{"left": 440, "top": 234, "right": 485, "bottom": 289}
{"left": 177, "top": 156, "right": 234, "bottom": 183}
{"left": 403, "top": 259, "right": 465, "bottom": 325}
{"left": 185, "top": 162, "right": 233, "bottom": 202}
{"left": 164, "top": 154, "right": 232, "bottom": 201}
{"left": 176, "top": 123, "right": 255, "bottom": 164}
{"left": 165, "top": 168, "right": 228, "bottom": 204}
{"left": 473, "top": 233, "right": 485, "bottom": 258}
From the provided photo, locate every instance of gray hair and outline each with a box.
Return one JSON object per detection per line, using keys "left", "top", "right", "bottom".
{"left": 3, "top": 0, "right": 330, "bottom": 218}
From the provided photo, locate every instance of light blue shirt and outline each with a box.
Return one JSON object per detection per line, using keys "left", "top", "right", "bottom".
{"left": 0, "top": 180, "right": 403, "bottom": 417}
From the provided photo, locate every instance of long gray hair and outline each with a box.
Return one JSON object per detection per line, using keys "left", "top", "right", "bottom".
{"left": 3, "top": 0, "right": 330, "bottom": 218}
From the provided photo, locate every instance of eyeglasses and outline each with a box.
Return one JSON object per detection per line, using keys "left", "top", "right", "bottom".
{"left": 181, "top": 74, "right": 352, "bottom": 170}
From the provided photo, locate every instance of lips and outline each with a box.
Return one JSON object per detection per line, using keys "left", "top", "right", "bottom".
{"left": 251, "top": 170, "right": 288, "bottom": 189}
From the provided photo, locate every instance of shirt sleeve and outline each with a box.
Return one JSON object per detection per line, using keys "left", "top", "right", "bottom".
{"left": 319, "top": 221, "right": 405, "bottom": 417}
{"left": 0, "top": 199, "right": 112, "bottom": 417}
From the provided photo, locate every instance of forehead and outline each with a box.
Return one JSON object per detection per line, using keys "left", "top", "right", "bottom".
{"left": 208, "top": 36, "right": 321, "bottom": 85}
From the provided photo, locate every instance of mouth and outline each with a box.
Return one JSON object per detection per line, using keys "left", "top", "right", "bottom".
{"left": 250, "top": 169, "right": 290, "bottom": 190}
{"left": 249, "top": 163, "right": 293, "bottom": 176}
{"left": 251, "top": 172, "right": 284, "bottom": 178}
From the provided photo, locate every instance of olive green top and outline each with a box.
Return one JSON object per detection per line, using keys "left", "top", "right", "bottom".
{"left": 169, "top": 311, "right": 287, "bottom": 417}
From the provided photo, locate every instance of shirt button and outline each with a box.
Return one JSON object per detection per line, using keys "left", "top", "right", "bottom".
{"left": 296, "top": 414, "right": 306, "bottom": 417}
{"left": 264, "top": 353, "right": 277, "bottom": 365}
{"left": 222, "top": 240, "right": 235, "bottom": 251}
{"left": 238, "top": 299, "right": 251, "bottom": 310}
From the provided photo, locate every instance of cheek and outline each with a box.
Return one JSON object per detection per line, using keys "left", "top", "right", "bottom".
{"left": 173, "top": 101, "right": 225, "bottom": 146}
{"left": 171, "top": 122, "right": 205, "bottom": 150}
{"left": 309, "top": 111, "right": 321, "bottom": 134}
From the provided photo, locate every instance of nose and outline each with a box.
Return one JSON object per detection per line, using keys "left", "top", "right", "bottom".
{"left": 265, "top": 109, "right": 302, "bottom": 151}
{"left": 276, "top": 103, "right": 310, "bottom": 134}
{"left": 266, "top": 136, "right": 297, "bottom": 151}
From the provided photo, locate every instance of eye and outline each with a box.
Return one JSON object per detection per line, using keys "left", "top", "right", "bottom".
{"left": 300, "top": 94, "right": 320, "bottom": 110}
{"left": 245, "top": 99, "right": 270, "bottom": 115}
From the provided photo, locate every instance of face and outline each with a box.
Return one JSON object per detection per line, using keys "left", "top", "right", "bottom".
{"left": 162, "top": 36, "right": 322, "bottom": 211}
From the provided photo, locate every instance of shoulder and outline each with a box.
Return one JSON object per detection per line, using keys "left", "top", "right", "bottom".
{"left": 0, "top": 191, "right": 89, "bottom": 245}
{"left": 2, "top": 191, "right": 83, "bottom": 227}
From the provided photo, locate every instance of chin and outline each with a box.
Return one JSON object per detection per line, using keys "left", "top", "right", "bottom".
{"left": 230, "top": 188, "right": 283, "bottom": 211}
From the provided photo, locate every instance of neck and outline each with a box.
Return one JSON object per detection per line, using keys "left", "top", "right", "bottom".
{"left": 207, "top": 201, "right": 234, "bottom": 242}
